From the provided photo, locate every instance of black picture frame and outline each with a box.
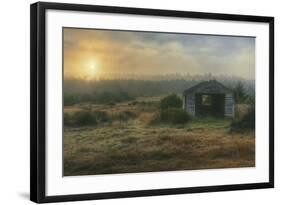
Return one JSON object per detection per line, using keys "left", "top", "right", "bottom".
{"left": 30, "top": 2, "right": 274, "bottom": 203}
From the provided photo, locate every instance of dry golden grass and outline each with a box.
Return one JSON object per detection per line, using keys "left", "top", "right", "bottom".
{"left": 64, "top": 106, "right": 83, "bottom": 114}
{"left": 235, "top": 104, "right": 251, "bottom": 119}
{"left": 64, "top": 101, "right": 255, "bottom": 176}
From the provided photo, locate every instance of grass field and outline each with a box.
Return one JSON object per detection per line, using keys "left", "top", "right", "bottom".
{"left": 63, "top": 97, "right": 255, "bottom": 176}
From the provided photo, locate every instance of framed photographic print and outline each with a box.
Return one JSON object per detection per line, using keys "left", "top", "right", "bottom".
{"left": 30, "top": 2, "right": 274, "bottom": 203}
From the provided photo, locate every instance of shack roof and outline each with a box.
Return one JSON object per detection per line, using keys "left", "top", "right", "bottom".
{"left": 183, "top": 80, "right": 233, "bottom": 95}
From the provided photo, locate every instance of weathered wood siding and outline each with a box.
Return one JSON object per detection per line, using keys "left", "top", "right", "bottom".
{"left": 224, "top": 93, "right": 235, "bottom": 117}
{"left": 185, "top": 94, "right": 195, "bottom": 116}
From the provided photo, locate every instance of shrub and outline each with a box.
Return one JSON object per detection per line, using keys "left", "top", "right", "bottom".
{"left": 64, "top": 110, "right": 111, "bottom": 127}
{"left": 107, "top": 102, "right": 116, "bottom": 106}
{"left": 230, "top": 104, "right": 255, "bottom": 133}
{"left": 233, "top": 82, "right": 248, "bottom": 104}
{"left": 112, "top": 110, "right": 137, "bottom": 122}
{"left": 92, "top": 111, "right": 111, "bottom": 123}
{"left": 128, "top": 101, "right": 138, "bottom": 106}
{"left": 160, "top": 108, "right": 190, "bottom": 124}
{"left": 138, "top": 112, "right": 161, "bottom": 125}
{"left": 160, "top": 94, "right": 182, "bottom": 110}
{"left": 64, "top": 95, "right": 79, "bottom": 106}
{"left": 64, "top": 112, "right": 73, "bottom": 126}
{"left": 72, "top": 111, "right": 97, "bottom": 126}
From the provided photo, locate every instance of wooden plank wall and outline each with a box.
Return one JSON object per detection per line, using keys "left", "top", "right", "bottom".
{"left": 225, "top": 93, "right": 235, "bottom": 117}
{"left": 185, "top": 94, "right": 195, "bottom": 116}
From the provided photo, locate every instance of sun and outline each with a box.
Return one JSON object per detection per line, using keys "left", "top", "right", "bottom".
{"left": 85, "top": 59, "right": 99, "bottom": 77}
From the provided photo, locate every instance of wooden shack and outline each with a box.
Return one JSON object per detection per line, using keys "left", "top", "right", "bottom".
{"left": 183, "top": 80, "right": 235, "bottom": 117}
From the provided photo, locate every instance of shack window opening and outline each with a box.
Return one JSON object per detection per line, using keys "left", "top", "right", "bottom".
{"left": 202, "top": 95, "right": 212, "bottom": 106}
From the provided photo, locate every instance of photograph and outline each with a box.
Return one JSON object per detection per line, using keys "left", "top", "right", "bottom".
{"left": 63, "top": 28, "right": 256, "bottom": 176}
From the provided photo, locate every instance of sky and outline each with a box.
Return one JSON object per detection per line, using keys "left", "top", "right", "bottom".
{"left": 63, "top": 28, "right": 255, "bottom": 80}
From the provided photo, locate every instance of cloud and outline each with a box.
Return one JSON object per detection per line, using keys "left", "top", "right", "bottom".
{"left": 64, "top": 28, "right": 255, "bottom": 79}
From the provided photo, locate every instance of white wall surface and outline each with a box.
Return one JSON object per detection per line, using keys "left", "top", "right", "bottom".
{"left": 0, "top": 0, "right": 279, "bottom": 204}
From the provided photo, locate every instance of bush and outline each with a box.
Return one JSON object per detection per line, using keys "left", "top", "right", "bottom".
{"left": 112, "top": 110, "right": 137, "bottom": 122}
{"left": 107, "top": 102, "right": 116, "bottom": 106}
{"left": 92, "top": 111, "right": 111, "bottom": 123}
{"left": 160, "top": 108, "right": 190, "bottom": 124}
{"left": 64, "top": 91, "right": 135, "bottom": 106}
{"left": 230, "top": 104, "right": 255, "bottom": 132}
{"left": 64, "top": 110, "right": 110, "bottom": 127}
{"left": 64, "top": 112, "right": 73, "bottom": 126}
{"left": 160, "top": 94, "right": 182, "bottom": 110}
{"left": 233, "top": 82, "right": 248, "bottom": 104}
{"left": 64, "top": 95, "right": 79, "bottom": 106}
{"left": 72, "top": 111, "right": 97, "bottom": 126}
{"left": 128, "top": 101, "right": 138, "bottom": 106}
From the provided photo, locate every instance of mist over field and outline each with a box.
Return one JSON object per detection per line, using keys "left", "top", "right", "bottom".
{"left": 64, "top": 74, "right": 255, "bottom": 97}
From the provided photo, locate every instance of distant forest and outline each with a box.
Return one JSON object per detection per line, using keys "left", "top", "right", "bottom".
{"left": 64, "top": 75, "right": 255, "bottom": 106}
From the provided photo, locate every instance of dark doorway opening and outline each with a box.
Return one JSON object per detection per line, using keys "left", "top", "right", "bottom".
{"left": 195, "top": 93, "right": 225, "bottom": 117}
